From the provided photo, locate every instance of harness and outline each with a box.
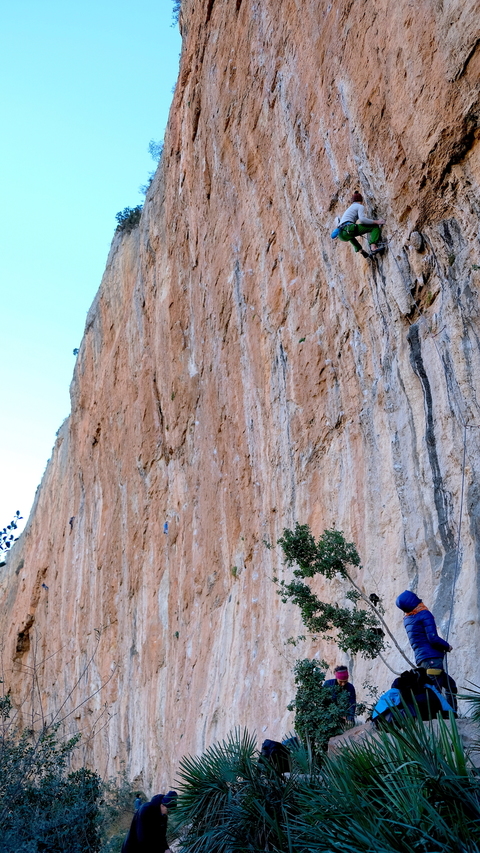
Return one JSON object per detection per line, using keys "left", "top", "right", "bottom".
{"left": 339, "top": 222, "right": 357, "bottom": 235}
{"left": 331, "top": 221, "right": 357, "bottom": 239}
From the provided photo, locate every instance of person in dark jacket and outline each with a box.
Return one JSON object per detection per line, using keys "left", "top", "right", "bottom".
{"left": 324, "top": 666, "right": 357, "bottom": 722}
{"left": 396, "top": 590, "right": 452, "bottom": 669}
{"left": 122, "top": 790, "right": 177, "bottom": 853}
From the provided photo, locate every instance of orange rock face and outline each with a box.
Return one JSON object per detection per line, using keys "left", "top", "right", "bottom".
{"left": 2, "top": 0, "right": 480, "bottom": 791}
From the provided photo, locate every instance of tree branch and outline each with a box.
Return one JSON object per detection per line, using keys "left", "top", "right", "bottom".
{"left": 345, "top": 570, "right": 415, "bottom": 668}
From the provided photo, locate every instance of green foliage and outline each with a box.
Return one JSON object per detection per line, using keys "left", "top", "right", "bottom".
{"left": 172, "top": 0, "right": 181, "bottom": 25}
{"left": 0, "top": 721, "right": 103, "bottom": 852}
{"left": 278, "top": 524, "right": 361, "bottom": 579}
{"left": 0, "top": 630, "right": 128, "bottom": 852}
{"left": 115, "top": 205, "right": 143, "bottom": 233}
{"left": 0, "top": 512, "right": 22, "bottom": 561}
{"left": 277, "top": 523, "right": 385, "bottom": 659}
{"left": 0, "top": 708, "right": 134, "bottom": 853}
{"left": 98, "top": 774, "right": 139, "bottom": 853}
{"left": 175, "top": 717, "right": 480, "bottom": 853}
{"left": 148, "top": 139, "right": 164, "bottom": 163}
{"left": 292, "top": 711, "right": 480, "bottom": 853}
{"left": 280, "top": 580, "right": 383, "bottom": 658}
{"left": 459, "top": 682, "right": 480, "bottom": 723}
{"left": 139, "top": 139, "right": 165, "bottom": 196}
{"left": 288, "top": 659, "right": 352, "bottom": 756}
{"left": 277, "top": 524, "right": 385, "bottom": 659}
{"left": 174, "top": 728, "right": 304, "bottom": 853}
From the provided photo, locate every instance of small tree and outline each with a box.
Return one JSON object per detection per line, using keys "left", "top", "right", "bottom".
{"left": 288, "top": 659, "right": 354, "bottom": 756}
{"left": 139, "top": 140, "right": 164, "bottom": 196}
{"left": 0, "top": 512, "right": 22, "bottom": 554}
{"left": 0, "top": 708, "right": 103, "bottom": 852}
{"left": 276, "top": 524, "right": 413, "bottom": 668}
{"left": 0, "top": 512, "right": 22, "bottom": 567}
{"left": 172, "top": 0, "right": 181, "bottom": 26}
{"left": 115, "top": 206, "right": 143, "bottom": 233}
{"left": 148, "top": 139, "right": 164, "bottom": 162}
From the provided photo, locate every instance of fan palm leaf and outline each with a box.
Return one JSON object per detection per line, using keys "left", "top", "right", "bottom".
{"left": 288, "top": 710, "right": 480, "bottom": 853}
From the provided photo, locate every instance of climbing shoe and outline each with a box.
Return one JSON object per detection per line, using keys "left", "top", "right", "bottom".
{"left": 370, "top": 243, "right": 387, "bottom": 255}
{"left": 360, "top": 249, "right": 371, "bottom": 259}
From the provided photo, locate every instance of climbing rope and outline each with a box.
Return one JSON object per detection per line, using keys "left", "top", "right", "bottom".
{"left": 340, "top": 234, "right": 477, "bottom": 672}
{"left": 445, "top": 422, "right": 467, "bottom": 645}
{"left": 386, "top": 246, "right": 480, "bottom": 654}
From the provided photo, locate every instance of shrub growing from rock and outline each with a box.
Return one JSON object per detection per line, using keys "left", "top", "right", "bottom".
{"left": 115, "top": 205, "right": 143, "bottom": 233}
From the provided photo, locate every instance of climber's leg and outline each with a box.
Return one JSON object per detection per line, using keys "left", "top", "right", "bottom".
{"left": 339, "top": 224, "right": 372, "bottom": 255}
{"left": 354, "top": 223, "right": 381, "bottom": 248}
{"left": 349, "top": 236, "right": 364, "bottom": 253}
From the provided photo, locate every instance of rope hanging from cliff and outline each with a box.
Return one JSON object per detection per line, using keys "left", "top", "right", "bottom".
{"left": 399, "top": 270, "right": 480, "bottom": 653}
{"left": 411, "top": 320, "right": 478, "bottom": 649}
{"left": 445, "top": 421, "right": 467, "bottom": 645}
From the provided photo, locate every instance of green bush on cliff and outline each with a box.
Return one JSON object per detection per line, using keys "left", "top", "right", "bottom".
{"left": 172, "top": 0, "right": 181, "bottom": 25}
{"left": 0, "top": 512, "right": 22, "bottom": 564}
{"left": 139, "top": 139, "right": 164, "bottom": 196}
{"left": 115, "top": 205, "right": 143, "bottom": 233}
{"left": 148, "top": 139, "right": 164, "bottom": 162}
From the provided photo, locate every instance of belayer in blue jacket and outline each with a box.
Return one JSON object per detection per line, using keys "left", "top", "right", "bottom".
{"left": 396, "top": 590, "right": 452, "bottom": 670}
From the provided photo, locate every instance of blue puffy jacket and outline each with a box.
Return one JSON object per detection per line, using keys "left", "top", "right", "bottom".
{"left": 396, "top": 591, "right": 450, "bottom": 665}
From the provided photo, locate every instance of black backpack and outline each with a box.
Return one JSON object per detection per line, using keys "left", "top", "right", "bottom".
{"left": 260, "top": 739, "right": 290, "bottom": 773}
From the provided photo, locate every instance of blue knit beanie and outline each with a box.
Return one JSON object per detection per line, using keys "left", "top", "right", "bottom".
{"left": 396, "top": 590, "right": 422, "bottom": 612}
{"left": 162, "top": 790, "right": 178, "bottom": 809}
{"left": 150, "top": 791, "right": 177, "bottom": 809}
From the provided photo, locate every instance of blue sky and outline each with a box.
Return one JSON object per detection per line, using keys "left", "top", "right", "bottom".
{"left": 1, "top": 1, "right": 181, "bottom": 529}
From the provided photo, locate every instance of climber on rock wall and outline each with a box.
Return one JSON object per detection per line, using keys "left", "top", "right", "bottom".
{"left": 337, "top": 191, "right": 386, "bottom": 258}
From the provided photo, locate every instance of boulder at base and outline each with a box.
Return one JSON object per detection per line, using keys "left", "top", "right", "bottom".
{"left": 328, "top": 719, "right": 480, "bottom": 769}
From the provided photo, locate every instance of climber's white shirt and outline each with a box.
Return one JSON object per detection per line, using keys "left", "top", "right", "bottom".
{"left": 339, "top": 202, "right": 377, "bottom": 226}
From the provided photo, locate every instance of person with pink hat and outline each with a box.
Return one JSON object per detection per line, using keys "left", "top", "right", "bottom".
{"left": 324, "top": 666, "right": 357, "bottom": 722}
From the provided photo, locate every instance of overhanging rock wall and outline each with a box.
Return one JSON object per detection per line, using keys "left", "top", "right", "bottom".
{"left": 1, "top": 0, "right": 480, "bottom": 791}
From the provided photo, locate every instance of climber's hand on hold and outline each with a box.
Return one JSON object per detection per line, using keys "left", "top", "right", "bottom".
{"left": 448, "top": 645, "right": 453, "bottom": 652}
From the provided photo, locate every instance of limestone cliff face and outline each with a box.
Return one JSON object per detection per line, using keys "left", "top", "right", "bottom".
{"left": 2, "top": 0, "right": 480, "bottom": 790}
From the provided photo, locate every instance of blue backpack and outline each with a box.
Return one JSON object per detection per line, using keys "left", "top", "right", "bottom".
{"left": 372, "top": 688, "right": 402, "bottom": 720}
{"left": 372, "top": 682, "right": 455, "bottom": 724}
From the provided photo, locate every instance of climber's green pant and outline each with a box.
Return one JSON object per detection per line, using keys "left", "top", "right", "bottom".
{"left": 338, "top": 222, "right": 382, "bottom": 253}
